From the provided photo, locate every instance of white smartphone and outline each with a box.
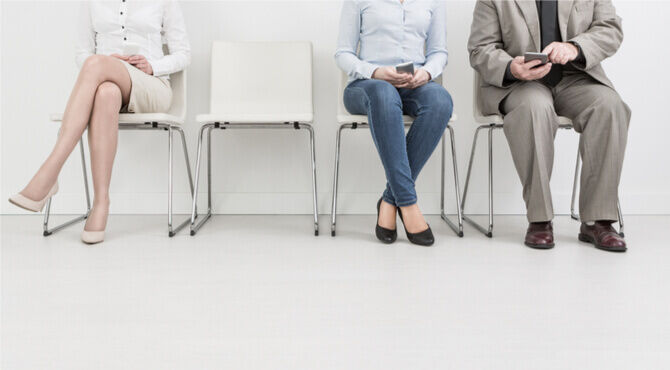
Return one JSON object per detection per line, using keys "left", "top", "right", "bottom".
{"left": 395, "top": 62, "right": 415, "bottom": 75}
{"left": 122, "top": 42, "right": 140, "bottom": 56}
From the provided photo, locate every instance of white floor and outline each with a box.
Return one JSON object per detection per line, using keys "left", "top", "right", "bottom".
{"left": 1, "top": 214, "right": 669, "bottom": 369}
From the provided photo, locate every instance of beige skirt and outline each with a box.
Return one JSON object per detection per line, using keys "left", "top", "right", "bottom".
{"left": 121, "top": 61, "right": 172, "bottom": 114}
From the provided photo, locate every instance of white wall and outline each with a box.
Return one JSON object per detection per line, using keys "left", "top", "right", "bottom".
{"left": 2, "top": 0, "right": 669, "bottom": 216}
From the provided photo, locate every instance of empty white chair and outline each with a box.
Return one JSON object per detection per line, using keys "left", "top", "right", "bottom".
{"left": 461, "top": 72, "right": 623, "bottom": 237}
{"left": 331, "top": 72, "right": 464, "bottom": 237}
{"left": 47, "top": 69, "right": 195, "bottom": 237}
{"left": 189, "top": 41, "right": 318, "bottom": 235}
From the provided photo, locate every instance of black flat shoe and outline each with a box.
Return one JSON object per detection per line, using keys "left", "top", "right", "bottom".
{"left": 376, "top": 198, "right": 397, "bottom": 244}
{"left": 398, "top": 208, "right": 434, "bottom": 247}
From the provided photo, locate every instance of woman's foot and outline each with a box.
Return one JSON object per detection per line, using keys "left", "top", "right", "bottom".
{"left": 378, "top": 199, "right": 397, "bottom": 230}
{"left": 398, "top": 204, "right": 434, "bottom": 246}
{"left": 81, "top": 200, "right": 109, "bottom": 245}
{"left": 84, "top": 200, "right": 110, "bottom": 232}
{"left": 398, "top": 204, "right": 428, "bottom": 233}
{"left": 376, "top": 198, "right": 397, "bottom": 244}
{"left": 8, "top": 182, "right": 59, "bottom": 213}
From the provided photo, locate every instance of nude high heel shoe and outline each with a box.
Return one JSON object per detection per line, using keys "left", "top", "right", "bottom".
{"left": 81, "top": 230, "right": 105, "bottom": 245}
{"left": 8, "top": 182, "right": 59, "bottom": 212}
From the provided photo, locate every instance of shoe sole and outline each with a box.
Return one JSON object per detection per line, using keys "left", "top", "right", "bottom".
{"left": 524, "top": 241, "right": 555, "bottom": 250}
{"left": 578, "top": 233, "right": 627, "bottom": 253}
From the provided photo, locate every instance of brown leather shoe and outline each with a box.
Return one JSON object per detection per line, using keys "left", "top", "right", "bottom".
{"left": 524, "top": 222, "right": 554, "bottom": 249}
{"left": 579, "top": 221, "right": 627, "bottom": 252}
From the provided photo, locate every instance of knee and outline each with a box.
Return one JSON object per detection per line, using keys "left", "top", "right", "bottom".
{"left": 423, "top": 87, "right": 454, "bottom": 123}
{"left": 365, "top": 81, "right": 402, "bottom": 109}
{"left": 81, "top": 55, "right": 115, "bottom": 81}
{"left": 95, "top": 82, "right": 122, "bottom": 104}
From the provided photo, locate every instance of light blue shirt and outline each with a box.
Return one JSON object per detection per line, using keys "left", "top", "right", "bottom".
{"left": 335, "top": 0, "right": 448, "bottom": 81}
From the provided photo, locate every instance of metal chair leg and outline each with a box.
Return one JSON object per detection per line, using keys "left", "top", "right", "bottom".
{"left": 571, "top": 150, "right": 581, "bottom": 221}
{"left": 330, "top": 124, "right": 345, "bottom": 236}
{"left": 43, "top": 138, "right": 91, "bottom": 236}
{"left": 440, "top": 126, "right": 464, "bottom": 237}
{"left": 461, "top": 124, "right": 495, "bottom": 237}
{"left": 302, "top": 123, "right": 320, "bottom": 236}
{"left": 190, "top": 124, "right": 214, "bottom": 235}
{"left": 166, "top": 126, "right": 196, "bottom": 237}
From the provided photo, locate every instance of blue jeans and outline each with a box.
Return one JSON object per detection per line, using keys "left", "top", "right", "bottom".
{"left": 343, "top": 79, "right": 453, "bottom": 207}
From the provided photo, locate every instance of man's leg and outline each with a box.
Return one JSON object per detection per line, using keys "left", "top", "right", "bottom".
{"left": 554, "top": 74, "right": 630, "bottom": 222}
{"left": 501, "top": 82, "right": 559, "bottom": 223}
{"left": 554, "top": 73, "right": 630, "bottom": 252}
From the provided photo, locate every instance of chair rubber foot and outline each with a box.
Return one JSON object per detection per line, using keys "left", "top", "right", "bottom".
{"left": 331, "top": 230, "right": 336, "bottom": 237}
{"left": 619, "top": 232, "right": 625, "bottom": 238}
{"left": 486, "top": 232, "right": 493, "bottom": 238}
{"left": 458, "top": 231, "right": 464, "bottom": 238}
{"left": 169, "top": 232, "right": 176, "bottom": 238}
{"left": 190, "top": 230, "right": 196, "bottom": 236}
{"left": 314, "top": 230, "right": 319, "bottom": 236}
{"left": 43, "top": 231, "right": 52, "bottom": 237}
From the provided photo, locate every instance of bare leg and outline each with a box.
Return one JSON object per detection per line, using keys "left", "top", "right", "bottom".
{"left": 20, "top": 55, "right": 131, "bottom": 200}
{"left": 399, "top": 204, "right": 428, "bottom": 233}
{"left": 84, "top": 82, "right": 123, "bottom": 232}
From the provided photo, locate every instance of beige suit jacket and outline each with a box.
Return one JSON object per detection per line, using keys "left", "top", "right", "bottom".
{"left": 467, "top": 0, "right": 624, "bottom": 114}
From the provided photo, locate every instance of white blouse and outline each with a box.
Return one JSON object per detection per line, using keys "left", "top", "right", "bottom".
{"left": 76, "top": 0, "right": 191, "bottom": 77}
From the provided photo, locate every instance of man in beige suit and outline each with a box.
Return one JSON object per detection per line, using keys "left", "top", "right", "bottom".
{"left": 468, "top": 0, "right": 630, "bottom": 252}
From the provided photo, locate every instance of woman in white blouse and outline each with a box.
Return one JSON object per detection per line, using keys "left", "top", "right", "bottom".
{"left": 8, "top": 1, "right": 190, "bottom": 244}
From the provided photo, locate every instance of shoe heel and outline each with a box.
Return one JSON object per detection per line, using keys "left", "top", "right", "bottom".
{"left": 578, "top": 233, "right": 593, "bottom": 243}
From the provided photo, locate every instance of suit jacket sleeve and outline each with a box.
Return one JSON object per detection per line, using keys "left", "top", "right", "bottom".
{"left": 569, "top": 0, "right": 623, "bottom": 71}
{"left": 467, "top": 0, "right": 514, "bottom": 88}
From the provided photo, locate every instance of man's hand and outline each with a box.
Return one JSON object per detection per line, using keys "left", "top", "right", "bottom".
{"left": 128, "top": 55, "right": 153, "bottom": 75}
{"left": 372, "top": 66, "right": 412, "bottom": 87}
{"left": 510, "top": 56, "right": 553, "bottom": 81}
{"left": 396, "top": 69, "right": 431, "bottom": 89}
{"left": 542, "top": 42, "right": 579, "bottom": 65}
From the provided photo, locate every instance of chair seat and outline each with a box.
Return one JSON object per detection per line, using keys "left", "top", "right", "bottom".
{"left": 196, "top": 113, "right": 313, "bottom": 125}
{"left": 338, "top": 113, "right": 458, "bottom": 125}
{"left": 475, "top": 113, "right": 573, "bottom": 126}
{"left": 50, "top": 113, "right": 184, "bottom": 125}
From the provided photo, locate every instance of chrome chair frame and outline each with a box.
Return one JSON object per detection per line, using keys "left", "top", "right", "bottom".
{"left": 330, "top": 123, "right": 464, "bottom": 237}
{"left": 42, "top": 123, "right": 195, "bottom": 237}
{"left": 189, "top": 121, "right": 319, "bottom": 236}
{"left": 460, "top": 122, "right": 624, "bottom": 238}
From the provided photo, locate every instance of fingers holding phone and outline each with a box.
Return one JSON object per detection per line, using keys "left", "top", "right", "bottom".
{"left": 510, "top": 56, "right": 552, "bottom": 81}
{"left": 372, "top": 66, "right": 412, "bottom": 86}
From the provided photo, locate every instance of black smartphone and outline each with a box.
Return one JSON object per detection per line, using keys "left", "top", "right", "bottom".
{"left": 524, "top": 52, "right": 549, "bottom": 66}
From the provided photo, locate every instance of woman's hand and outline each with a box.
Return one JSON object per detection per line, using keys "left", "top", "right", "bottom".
{"left": 127, "top": 55, "right": 154, "bottom": 75}
{"left": 396, "top": 69, "right": 431, "bottom": 89}
{"left": 372, "top": 66, "right": 412, "bottom": 87}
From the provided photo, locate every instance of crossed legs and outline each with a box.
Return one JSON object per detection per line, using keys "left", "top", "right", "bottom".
{"left": 19, "top": 55, "right": 131, "bottom": 232}
{"left": 343, "top": 80, "right": 452, "bottom": 233}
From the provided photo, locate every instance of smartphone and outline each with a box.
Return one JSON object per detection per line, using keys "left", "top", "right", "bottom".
{"left": 524, "top": 52, "right": 548, "bottom": 66}
{"left": 122, "top": 42, "right": 141, "bottom": 56}
{"left": 395, "top": 62, "right": 415, "bottom": 75}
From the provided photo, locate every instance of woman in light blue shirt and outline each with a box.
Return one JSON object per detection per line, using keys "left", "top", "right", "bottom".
{"left": 335, "top": 0, "right": 453, "bottom": 246}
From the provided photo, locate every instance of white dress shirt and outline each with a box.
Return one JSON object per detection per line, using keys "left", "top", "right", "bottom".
{"left": 335, "top": 0, "right": 448, "bottom": 82}
{"left": 76, "top": 0, "right": 190, "bottom": 77}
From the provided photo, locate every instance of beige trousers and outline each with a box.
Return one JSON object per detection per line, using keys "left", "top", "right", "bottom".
{"left": 501, "top": 72, "right": 631, "bottom": 223}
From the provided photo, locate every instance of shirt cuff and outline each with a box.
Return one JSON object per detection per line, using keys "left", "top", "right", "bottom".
{"left": 148, "top": 58, "right": 168, "bottom": 77}
{"left": 420, "top": 63, "right": 442, "bottom": 81}
{"left": 359, "top": 62, "right": 380, "bottom": 80}
{"left": 568, "top": 41, "right": 586, "bottom": 68}
{"left": 503, "top": 60, "right": 517, "bottom": 86}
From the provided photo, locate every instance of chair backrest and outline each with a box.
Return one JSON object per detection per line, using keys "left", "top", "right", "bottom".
{"left": 209, "top": 41, "right": 313, "bottom": 116}
{"left": 337, "top": 71, "right": 443, "bottom": 116}
{"left": 167, "top": 69, "right": 186, "bottom": 121}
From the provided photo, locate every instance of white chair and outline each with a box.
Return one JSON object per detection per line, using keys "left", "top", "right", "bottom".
{"left": 330, "top": 72, "right": 464, "bottom": 237}
{"left": 461, "top": 73, "right": 624, "bottom": 237}
{"left": 189, "top": 41, "right": 319, "bottom": 236}
{"left": 46, "top": 69, "right": 195, "bottom": 237}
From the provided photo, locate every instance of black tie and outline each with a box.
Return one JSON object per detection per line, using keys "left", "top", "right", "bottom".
{"left": 539, "top": 0, "right": 563, "bottom": 86}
